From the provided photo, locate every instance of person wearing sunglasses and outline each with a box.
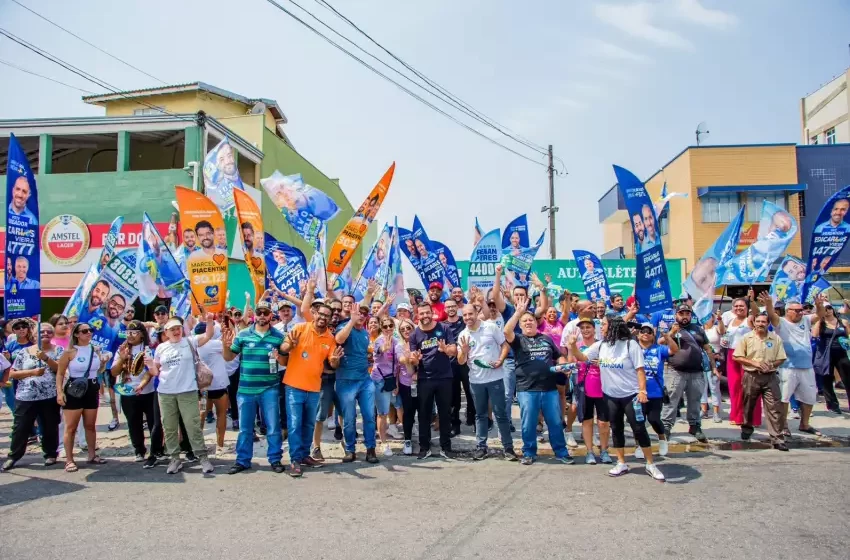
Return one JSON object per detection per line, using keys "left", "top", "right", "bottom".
{"left": 2, "top": 318, "right": 37, "bottom": 416}
{"left": 372, "top": 317, "right": 403, "bottom": 458}
{"left": 56, "top": 323, "right": 111, "bottom": 472}
{"left": 0, "top": 323, "right": 63, "bottom": 472}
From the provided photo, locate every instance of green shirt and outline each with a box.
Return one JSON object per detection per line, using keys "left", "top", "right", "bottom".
{"left": 230, "top": 326, "right": 285, "bottom": 395}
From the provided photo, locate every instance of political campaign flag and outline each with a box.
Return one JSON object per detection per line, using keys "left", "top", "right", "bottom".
{"left": 411, "top": 216, "right": 447, "bottom": 288}
{"left": 4, "top": 133, "right": 40, "bottom": 320}
{"left": 174, "top": 187, "right": 228, "bottom": 313}
{"left": 64, "top": 216, "right": 126, "bottom": 319}
{"left": 264, "top": 232, "right": 308, "bottom": 296}
{"left": 169, "top": 289, "right": 194, "bottom": 321}
{"left": 431, "top": 241, "right": 460, "bottom": 290}
{"left": 467, "top": 228, "right": 502, "bottom": 293}
{"left": 202, "top": 136, "right": 244, "bottom": 214}
{"left": 500, "top": 214, "right": 545, "bottom": 288}
{"left": 82, "top": 254, "right": 139, "bottom": 350}
{"left": 684, "top": 206, "right": 746, "bottom": 321}
{"left": 260, "top": 171, "right": 340, "bottom": 250}
{"left": 802, "top": 185, "right": 850, "bottom": 302}
{"left": 717, "top": 200, "right": 797, "bottom": 285}
{"left": 352, "top": 223, "right": 392, "bottom": 300}
{"left": 653, "top": 182, "right": 688, "bottom": 216}
{"left": 804, "top": 276, "right": 831, "bottom": 305}
{"left": 233, "top": 187, "right": 267, "bottom": 301}
{"left": 135, "top": 212, "right": 186, "bottom": 305}
{"left": 771, "top": 256, "right": 807, "bottom": 304}
{"left": 327, "top": 163, "right": 395, "bottom": 275}
{"left": 397, "top": 226, "right": 421, "bottom": 274}
{"left": 573, "top": 250, "right": 611, "bottom": 302}
{"left": 384, "top": 219, "right": 406, "bottom": 315}
{"left": 613, "top": 165, "right": 672, "bottom": 313}
{"left": 474, "top": 217, "right": 484, "bottom": 246}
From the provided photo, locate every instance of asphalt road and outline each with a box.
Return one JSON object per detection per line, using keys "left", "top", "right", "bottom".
{"left": 1, "top": 447, "right": 847, "bottom": 560}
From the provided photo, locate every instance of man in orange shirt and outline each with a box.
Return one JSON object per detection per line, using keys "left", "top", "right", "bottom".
{"left": 281, "top": 303, "right": 343, "bottom": 477}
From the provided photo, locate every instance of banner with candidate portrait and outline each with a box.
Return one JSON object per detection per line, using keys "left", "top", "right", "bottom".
{"left": 327, "top": 163, "right": 395, "bottom": 275}
{"left": 770, "top": 255, "right": 807, "bottom": 303}
{"left": 431, "top": 241, "right": 460, "bottom": 290}
{"left": 82, "top": 254, "right": 138, "bottom": 350}
{"left": 175, "top": 187, "right": 228, "bottom": 313}
{"left": 233, "top": 187, "right": 267, "bottom": 300}
{"left": 135, "top": 212, "right": 186, "bottom": 305}
{"left": 4, "top": 134, "right": 40, "bottom": 320}
{"left": 467, "top": 228, "right": 502, "bottom": 293}
{"left": 573, "top": 250, "right": 611, "bottom": 303}
{"left": 263, "top": 232, "right": 308, "bottom": 296}
{"left": 64, "top": 216, "right": 125, "bottom": 319}
{"left": 203, "top": 136, "right": 244, "bottom": 214}
{"left": 352, "top": 223, "right": 392, "bottom": 300}
{"left": 802, "top": 185, "right": 850, "bottom": 302}
{"left": 260, "top": 171, "right": 340, "bottom": 250}
{"left": 397, "top": 226, "right": 422, "bottom": 275}
{"left": 411, "top": 215, "right": 448, "bottom": 288}
{"left": 329, "top": 262, "right": 354, "bottom": 300}
{"left": 613, "top": 165, "right": 672, "bottom": 313}
{"left": 384, "top": 219, "right": 406, "bottom": 315}
{"left": 684, "top": 206, "right": 746, "bottom": 322}
{"left": 499, "top": 214, "right": 545, "bottom": 289}
{"left": 804, "top": 276, "right": 832, "bottom": 305}
{"left": 717, "top": 200, "right": 797, "bottom": 285}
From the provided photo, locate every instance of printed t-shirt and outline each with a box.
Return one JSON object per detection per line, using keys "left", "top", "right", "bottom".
{"left": 154, "top": 338, "right": 197, "bottom": 394}
{"left": 583, "top": 339, "right": 645, "bottom": 398}
{"left": 409, "top": 322, "right": 455, "bottom": 381}
{"left": 776, "top": 315, "right": 813, "bottom": 369}
{"left": 641, "top": 343, "right": 669, "bottom": 399}
{"left": 509, "top": 334, "right": 560, "bottom": 392}
{"left": 459, "top": 321, "right": 506, "bottom": 384}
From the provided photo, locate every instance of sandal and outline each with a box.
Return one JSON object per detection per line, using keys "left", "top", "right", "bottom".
{"left": 87, "top": 456, "right": 107, "bottom": 465}
{"left": 44, "top": 458, "right": 58, "bottom": 467}
{"left": 799, "top": 426, "right": 823, "bottom": 437}
{"left": 65, "top": 461, "right": 79, "bottom": 473}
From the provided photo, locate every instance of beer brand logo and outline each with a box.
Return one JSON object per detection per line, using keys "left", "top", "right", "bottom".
{"left": 41, "top": 214, "right": 90, "bottom": 266}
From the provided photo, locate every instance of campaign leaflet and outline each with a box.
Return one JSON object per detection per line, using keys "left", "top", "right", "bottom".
{"left": 263, "top": 232, "right": 308, "bottom": 297}
{"left": 467, "top": 228, "right": 501, "bottom": 293}
{"left": 803, "top": 186, "right": 850, "bottom": 302}
{"left": 572, "top": 250, "right": 610, "bottom": 302}
{"left": 431, "top": 241, "right": 460, "bottom": 290}
{"left": 353, "top": 223, "right": 392, "bottom": 300}
{"left": 804, "top": 277, "right": 831, "bottom": 305}
{"left": 770, "top": 255, "right": 807, "bottom": 303}
{"left": 613, "top": 165, "right": 672, "bottom": 313}
{"left": 202, "top": 136, "right": 244, "bottom": 214}
{"left": 233, "top": 188, "right": 267, "bottom": 300}
{"left": 260, "top": 171, "right": 340, "bottom": 250}
{"left": 384, "top": 220, "right": 406, "bottom": 315}
{"left": 81, "top": 255, "right": 138, "bottom": 351}
{"left": 411, "top": 215, "right": 447, "bottom": 288}
{"left": 500, "top": 214, "right": 545, "bottom": 289}
{"left": 4, "top": 134, "right": 40, "bottom": 320}
{"left": 684, "top": 206, "right": 746, "bottom": 322}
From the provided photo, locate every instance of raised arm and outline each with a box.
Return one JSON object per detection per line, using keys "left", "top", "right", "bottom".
{"left": 758, "top": 291, "right": 780, "bottom": 329}
{"left": 493, "top": 264, "right": 507, "bottom": 313}
{"left": 530, "top": 273, "right": 548, "bottom": 319}
{"left": 503, "top": 295, "right": 529, "bottom": 344}
{"left": 195, "top": 312, "right": 216, "bottom": 348}
{"left": 335, "top": 307, "right": 360, "bottom": 345}
{"left": 301, "top": 278, "right": 317, "bottom": 321}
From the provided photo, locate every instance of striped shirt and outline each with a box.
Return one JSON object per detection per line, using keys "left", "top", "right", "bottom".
{"left": 230, "top": 326, "right": 285, "bottom": 395}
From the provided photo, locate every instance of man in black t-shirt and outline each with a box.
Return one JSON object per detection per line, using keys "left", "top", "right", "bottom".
{"left": 408, "top": 302, "right": 458, "bottom": 459}
{"left": 444, "top": 299, "right": 475, "bottom": 435}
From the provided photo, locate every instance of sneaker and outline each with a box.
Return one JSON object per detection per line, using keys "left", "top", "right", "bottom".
{"left": 387, "top": 424, "right": 400, "bottom": 440}
{"left": 108, "top": 418, "right": 119, "bottom": 431}
{"left": 608, "top": 462, "right": 629, "bottom": 477}
{"left": 555, "top": 454, "right": 575, "bottom": 465}
{"left": 417, "top": 448, "right": 432, "bottom": 460}
{"left": 166, "top": 458, "right": 182, "bottom": 475}
{"left": 600, "top": 450, "right": 613, "bottom": 464}
{"left": 200, "top": 458, "right": 214, "bottom": 474}
{"left": 134, "top": 453, "right": 145, "bottom": 462}
{"left": 585, "top": 453, "right": 597, "bottom": 465}
{"left": 713, "top": 412, "right": 722, "bottom": 423}
{"left": 206, "top": 411, "right": 215, "bottom": 424}
{"left": 440, "top": 449, "right": 458, "bottom": 460}
{"left": 791, "top": 410, "right": 801, "bottom": 420}
{"left": 701, "top": 410, "right": 709, "bottom": 419}
{"left": 142, "top": 456, "right": 157, "bottom": 469}
{"left": 342, "top": 452, "right": 356, "bottom": 463}
{"left": 566, "top": 432, "right": 578, "bottom": 448}
{"left": 634, "top": 446, "right": 645, "bottom": 460}
{"left": 184, "top": 452, "right": 198, "bottom": 464}
{"left": 383, "top": 443, "right": 393, "bottom": 457}
{"left": 658, "top": 440, "right": 669, "bottom": 457}
{"left": 520, "top": 456, "right": 534, "bottom": 466}
{"left": 327, "top": 416, "right": 336, "bottom": 429}
{"left": 289, "top": 462, "right": 303, "bottom": 477}
{"left": 334, "top": 425, "right": 343, "bottom": 441}
{"left": 253, "top": 432, "right": 260, "bottom": 443}
{"left": 691, "top": 429, "right": 708, "bottom": 443}
{"left": 216, "top": 445, "right": 227, "bottom": 458}
{"left": 0, "top": 459, "right": 16, "bottom": 472}
{"left": 472, "top": 448, "right": 487, "bottom": 461}
{"left": 403, "top": 440, "right": 413, "bottom": 456}
{"left": 503, "top": 448, "right": 519, "bottom": 461}
{"left": 302, "top": 457, "right": 324, "bottom": 468}
{"left": 646, "top": 463, "right": 665, "bottom": 481}
{"left": 311, "top": 447, "right": 324, "bottom": 461}
{"left": 270, "top": 461, "right": 286, "bottom": 473}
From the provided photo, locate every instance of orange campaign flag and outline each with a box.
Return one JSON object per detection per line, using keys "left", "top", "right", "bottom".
{"left": 327, "top": 162, "right": 395, "bottom": 275}
{"left": 233, "top": 188, "right": 266, "bottom": 302}
{"left": 174, "top": 186, "right": 228, "bottom": 313}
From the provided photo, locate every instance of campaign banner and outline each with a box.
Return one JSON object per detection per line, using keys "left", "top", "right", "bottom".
{"left": 804, "top": 276, "right": 831, "bottom": 305}
{"left": 81, "top": 254, "right": 138, "bottom": 351}
{"left": 653, "top": 182, "right": 688, "bottom": 216}
{"left": 770, "top": 256, "right": 807, "bottom": 303}
{"left": 263, "top": 232, "right": 308, "bottom": 296}
{"left": 307, "top": 249, "right": 328, "bottom": 297}
{"left": 203, "top": 136, "right": 244, "bottom": 214}
{"left": 467, "top": 228, "right": 502, "bottom": 293}
{"left": 4, "top": 134, "right": 40, "bottom": 320}
{"left": 169, "top": 289, "right": 194, "bottom": 321}
{"left": 432, "top": 241, "right": 460, "bottom": 290}
{"left": 613, "top": 165, "right": 672, "bottom": 313}
{"left": 175, "top": 186, "right": 228, "bottom": 313}
{"left": 327, "top": 163, "right": 395, "bottom": 275}
{"left": 717, "top": 200, "right": 797, "bottom": 285}
{"left": 353, "top": 223, "right": 392, "bottom": 300}
{"left": 329, "top": 262, "right": 354, "bottom": 300}
{"left": 474, "top": 217, "right": 484, "bottom": 246}
{"left": 65, "top": 216, "right": 125, "bottom": 318}
{"left": 572, "top": 250, "right": 610, "bottom": 302}
{"left": 684, "top": 206, "right": 746, "bottom": 321}
{"left": 233, "top": 188, "right": 266, "bottom": 300}
{"left": 135, "top": 212, "right": 186, "bottom": 305}
{"left": 397, "top": 227, "right": 421, "bottom": 274}
{"left": 384, "top": 219, "right": 406, "bottom": 314}
{"left": 260, "top": 171, "right": 340, "bottom": 250}
{"left": 411, "top": 216, "right": 448, "bottom": 288}
{"left": 803, "top": 185, "right": 850, "bottom": 302}
{"left": 500, "top": 214, "right": 545, "bottom": 289}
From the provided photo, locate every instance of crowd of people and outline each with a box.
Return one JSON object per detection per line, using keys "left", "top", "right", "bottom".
{"left": 0, "top": 263, "right": 845, "bottom": 483}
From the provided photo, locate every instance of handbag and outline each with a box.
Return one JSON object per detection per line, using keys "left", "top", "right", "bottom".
{"left": 65, "top": 347, "right": 94, "bottom": 399}
{"left": 380, "top": 339, "right": 398, "bottom": 393}
{"left": 187, "top": 338, "right": 214, "bottom": 390}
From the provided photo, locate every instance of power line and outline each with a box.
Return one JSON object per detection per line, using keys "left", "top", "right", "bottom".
{"left": 261, "top": 0, "right": 546, "bottom": 167}
{"left": 8, "top": 0, "right": 168, "bottom": 85}
{"left": 0, "top": 58, "right": 94, "bottom": 93}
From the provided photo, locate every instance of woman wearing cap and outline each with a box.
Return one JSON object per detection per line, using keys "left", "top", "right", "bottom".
{"left": 569, "top": 315, "right": 665, "bottom": 481}
{"left": 144, "top": 315, "right": 216, "bottom": 475}
{"left": 56, "top": 322, "right": 111, "bottom": 472}
{"left": 373, "top": 316, "right": 403, "bottom": 457}
{"left": 193, "top": 320, "right": 230, "bottom": 456}
{"left": 635, "top": 321, "right": 679, "bottom": 459}
{"left": 396, "top": 318, "right": 418, "bottom": 455}
{"left": 571, "top": 316, "right": 613, "bottom": 465}
{"left": 722, "top": 296, "right": 761, "bottom": 426}
{"left": 0, "top": 323, "right": 63, "bottom": 471}
{"left": 1, "top": 318, "right": 36, "bottom": 415}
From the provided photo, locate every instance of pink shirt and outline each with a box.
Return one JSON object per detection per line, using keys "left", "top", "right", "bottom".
{"left": 578, "top": 341, "right": 603, "bottom": 398}
{"left": 539, "top": 319, "right": 565, "bottom": 347}
{"left": 52, "top": 336, "right": 70, "bottom": 350}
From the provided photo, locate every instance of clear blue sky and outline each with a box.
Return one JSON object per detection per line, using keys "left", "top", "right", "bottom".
{"left": 1, "top": 0, "right": 849, "bottom": 287}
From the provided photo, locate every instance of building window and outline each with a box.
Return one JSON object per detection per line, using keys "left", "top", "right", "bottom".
{"left": 133, "top": 107, "right": 165, "bottom": 116}
{"left": 810, "top": 135, "right": 819, "bottom": 145}
{"left": 746, "top": 192, "right": 786, "bottom": 222}
{"left": 826, "top": 127, "right": 836, "bottom": 144}
{"left": 701, "top": 194, "right": 741, "bottom": 223}
{"left": 658, "top": 208, "right": 669, "bottom": 236}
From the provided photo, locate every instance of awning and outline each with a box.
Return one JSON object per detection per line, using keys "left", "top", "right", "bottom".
{"left": 697, "top": 184, "right": 807, "bottom": 197}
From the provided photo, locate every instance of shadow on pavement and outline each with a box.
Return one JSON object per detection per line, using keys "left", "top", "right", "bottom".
{"left": 659, "top": 463, "right": 702, "bottom": 485}
{"left": 0, "top": 474, "right": 86, "bottom": 507}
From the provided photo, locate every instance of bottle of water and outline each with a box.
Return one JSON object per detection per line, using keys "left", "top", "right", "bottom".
{"left": 411, "top": 380, "right": 418, "bottom": 398}
{"left": 633, "top": 397, "right": 645, "bottom": 422}
{"left": 269, "top": 351, "right": 278, "bottom": 375}
{"left": 549, "top": 364, "right": 575, "bottom": 374}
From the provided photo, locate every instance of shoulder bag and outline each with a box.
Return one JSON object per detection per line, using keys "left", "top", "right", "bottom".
{"left": 381, "top": 338, "right": 398, "bottom": 393}
{"left": 65, "top": 346, "right": 94, "bottom": 399}
{"left": 188, "top": 338, "right": 214, "bottom": 390}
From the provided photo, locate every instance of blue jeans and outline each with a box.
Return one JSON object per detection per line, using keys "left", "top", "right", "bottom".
{"left": 503, "top": 358, "right": 516, "bottom": 423}
{"left": 470, "top": 379, "right": 513, "bottom": 450}
{"left": 335, "top": 377, "right": 377, "bottom": 453}
{"left": 517, "top": 390, "right": 568, "bottom": 459}
{"left": 286, "top": 387, "right": 320, "bottom": 463}
{"left": 1, "top": 385, "right": 15, "bottom": 413}
{"left": 236, "top": 387, "right": 282, "bottom": 466}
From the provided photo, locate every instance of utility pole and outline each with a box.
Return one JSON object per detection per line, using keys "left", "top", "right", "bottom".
{"left": 546, "top": 144, "right": 557, "bottom": 259}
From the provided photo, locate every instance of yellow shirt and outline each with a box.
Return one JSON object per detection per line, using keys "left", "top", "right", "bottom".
{"left": 733, "top": 331, "right": 787, "bottom": 373}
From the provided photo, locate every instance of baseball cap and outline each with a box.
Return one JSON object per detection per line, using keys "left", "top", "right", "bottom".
{"left": 154, "top": 305, "right": 169, "bottom": 315}
{"left": 428, "top": 281, "right": 443, "bottom": 290}
{"left": 255, "top": 300, "right": 272, "bottom": 311}
{"left": 126, "top": 320, "right": 145, "bottom": 332}
{"left": 638, "top": 322, "right": 655, "bottom": 333}
{"left": 164, "top": 318, "right": 182, "bottom": 330}
{"left": 626, "top": 295, "right": 637, "bottom": 308}
{"left": 676, "top": 302, "right": 693, "bottom": 313}
{"left": 576, "top": 317, "right": 594, "bottom": 328}
{"left": 397, "top": 302, "right": 412, "bottom": 312}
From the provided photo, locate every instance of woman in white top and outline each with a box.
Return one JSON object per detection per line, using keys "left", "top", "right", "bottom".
{"left": 145, "top": 315, "right": 215, "bottom": 475}
{"left": 569, "top": 314, "right": 665, "bottom": 482}
{"left": 56, "top": 322, "right": 110, "bottom": 472}
{"left": 722, "top": 296, "right": 761, "bottom": 426}
{"left": 193, "top": 321, "right": 229, "bottom": 456}
{"left": 702, "top": 312, "right": 724, "bottom": 423}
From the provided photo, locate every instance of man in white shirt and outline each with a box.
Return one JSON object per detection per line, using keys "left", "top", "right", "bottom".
{"left": 457, "top": 304, "right": 515, "bottom": 461}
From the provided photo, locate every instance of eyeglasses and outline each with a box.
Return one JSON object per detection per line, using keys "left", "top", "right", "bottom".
{"left": 787, "top": 308, "right": 803, "bottom": 313}
{"left": 126, "top": 329, "right": 142, "bottom": 335}
{"left": 77, "top": 328, "right": 92, "bottom": 335}
{"left": 316, "top": 312, "right": 331, "bottom": 319}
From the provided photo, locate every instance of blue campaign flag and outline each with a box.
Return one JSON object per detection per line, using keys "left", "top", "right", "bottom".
{"left": 684, "top": 206, "right": 746, "bottom": 322}
{"left": 613, "top": 165, "right": 672, "bottom": 313}
{"left": 499, "top": 214, "right": 545, "bottom": 288}
{"left": 385, "top": 219, "right": 406, "bottom": 314}
{"left": 771, "top": 255, "right": 807, "bottom": 304}
{"left": 474, "top": 217, "right": 484, "bottom": 245}
{"left": 802, "top": 185, "right": 850, "bottom": 301}
{"left": 718, "top": 200, "right": 797, "bottom": 285}
{"left": 411, "top": 216, "right": 448, "bottom": 288}
{"left": 353, "top": 223, "right": 392, "bottom": 300}
{"left": 4, "top": 134, "right": 40, "bottom": 320}
{"left": 330, "top": 262, "right": 354, "bottom": 300}
{"left": 804, "top": 276, "right": 831, "bottom": 305}
{"left": 135, "top": 212, "right": 187, "bottom": 304}
{"left": 202, "top": 136, "right": 244, "bottom": 214}
{"left": 263, "top": 232, "right": 308, "bottom": 296}
{"left": 261, "top": 171, "right": 340, "bottom": 250}
{"left": 65, "top": 216, "right": 125, "bottom": 318}
{"left": 169, "top": 289, "right": 193, "bottom": 320}
{"left": 431, "top": 241, "right": 460, "bottom": 290}
{"left": 397, "top": 226, "right": 421, "bottom": 275}
{"left": 467, "top": 228, "right": 502, "bottom": 293}
{"left": 572, "top": 250, "right": 611, "bottom": 302}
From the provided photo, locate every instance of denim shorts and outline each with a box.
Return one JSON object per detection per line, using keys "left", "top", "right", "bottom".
{"left": 315, "top": 375, "right": 338, "bottom": 422}
{"left": 374, "top": 377, "right": 393, "bottom": 415}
